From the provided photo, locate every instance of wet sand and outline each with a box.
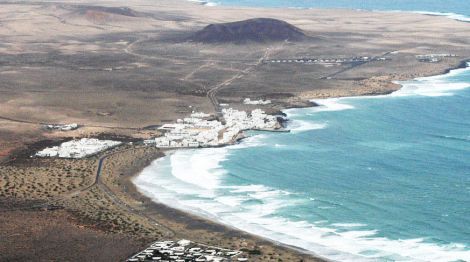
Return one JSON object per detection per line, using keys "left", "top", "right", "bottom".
{"left": 102, "top": 146, "right": 323, "bottom": 261}
{"left": 1, "top": 0, "right": 470, "bottom": 260}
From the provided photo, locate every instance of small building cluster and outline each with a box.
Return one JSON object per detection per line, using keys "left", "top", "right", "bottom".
{"left": 35, "top": 138, "right": 121, "bottom": 158}
{"left": 416, "top": 54, "right": 458, "bottom": 63}
{"left": 149, "top": 109, "right": 279, "bottom": 148}
{"left": 243, "top": 98, "right": 271, "bottom": 105}
{"left": 264, "top": 56, "right": 389, "bottom": 66}
{"left": 44, "top": 123, "right": 79, "bottom": 131}
{"left": 127, "top": 239, "right": 246, "bottom": 262}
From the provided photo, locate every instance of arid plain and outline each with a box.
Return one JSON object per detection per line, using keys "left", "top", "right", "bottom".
{"left": 1, "top": 0, "right": 470, "bottom": 261}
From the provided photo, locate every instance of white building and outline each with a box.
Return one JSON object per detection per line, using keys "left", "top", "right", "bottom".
{"left": 152, "top": 107, "right": 280, "bottom": 149}
{"left": 35, "top": 138, "right": 121, "bottom": 158}
{"left": 45, "top": 123, "right": 79, "bottom": 131}
{"left": 191, "top": 112, "right": 211, "bottom": 118}
{"left": 243, "top": 98, "right": 271, "bottom": 105}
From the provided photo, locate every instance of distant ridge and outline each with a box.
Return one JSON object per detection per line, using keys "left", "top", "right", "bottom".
{"left": 189, "top": 18, "right": 306, "bottom": 44}
{"left": 73, "top": 6, "right": 141, "bottom": 17}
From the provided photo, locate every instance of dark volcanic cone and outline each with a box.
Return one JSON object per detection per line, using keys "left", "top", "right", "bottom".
{"left": 189, "top": 18, "right": 306, "bottom": 44}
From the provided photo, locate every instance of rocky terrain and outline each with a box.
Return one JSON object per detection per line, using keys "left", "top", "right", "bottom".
{"left": 189, "top": 18, "right": 306, "bottom": 43}
{"left": 1, "top": 0, "right": 470, "bottom": 260}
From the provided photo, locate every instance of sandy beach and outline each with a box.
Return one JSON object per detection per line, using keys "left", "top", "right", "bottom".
{"left": 1, "top": 0, "right": 470, "bottom": 260}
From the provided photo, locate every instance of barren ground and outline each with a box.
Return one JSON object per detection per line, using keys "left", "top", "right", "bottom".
{"left": 1, "top": 0, "right": 470, "bottom": 260}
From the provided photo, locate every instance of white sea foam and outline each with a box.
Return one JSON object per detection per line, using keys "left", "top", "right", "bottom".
{"left": 205, "top": 2, "right": 219, "bottom": 7}
{"left": 313, "top": 98, "right": 356, "bottom": 111}
{"left": 392, "top": 80, "right": 470, "bottom": 97}
{"left": 310, "top": 64, "right": 470, "bottom": 101}
{"left": 391, "top": 63, "right": 470, "bottom": 97}
{"left": 289, "top": 120, "right": 327, "bottom": 133}
{"left": 225, "top": 184, "right": 270, "bottom": 193}
{"left": 285, "top": 98, "right": 355, "bottom": 133}
{"left": 332, "top": 223, "right": 368, "bottom": 228}
{"left": 285, "top": 98, "right": 355, "bottom": 118}
{"left": 229, "top": 134, "right": 267, "bottom": 149}
{"left": 410, "top": 11, "right": 470, "bottom": 22}
{"left": 373, "top": 10, "right": 470, "bottom": 22}
{"left": 170, "top": 148, "right": 228, "bottom": 189}
{"left": 134, "top": 63, "right": 470, "bottom": 262}
{"left": 135, "top": 145, "right": 470, "bottom": 262}
{"left": 186, "top": 0, "right": 219, "bottom": 6}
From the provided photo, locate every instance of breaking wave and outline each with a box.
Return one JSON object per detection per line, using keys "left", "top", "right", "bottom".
{"left": 186, "top": 0, "right": 219, "bottom": 6}
{"left": 288, "top": 120, "right": 327, "bottom": 134}
{"left": 135, "top": 142, "right": 470, "bottom": 261}
{"left": 410, "top": 11, "right": 470, "bottom": 22}
{"left": 393, "top": 65, "right": 470, "bottom": 97}
{"left": 134, "top": 63, "right": 470, "bottom": 261}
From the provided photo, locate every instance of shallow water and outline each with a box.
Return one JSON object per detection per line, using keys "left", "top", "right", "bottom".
{"left": 135, "top": 65, "right": 470, "bottom": 261}
{"left": 198, "top": 0, "right": 470, "bottom": 20}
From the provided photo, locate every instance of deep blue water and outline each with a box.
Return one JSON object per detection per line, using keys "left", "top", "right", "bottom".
{"left": 204, "top": 0, "right": 470, "bottom": 18}
{"left": 136, "top": 66, "right": 470, "bottom": 261}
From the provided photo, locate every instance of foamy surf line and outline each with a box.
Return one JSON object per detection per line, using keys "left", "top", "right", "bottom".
{"left": 185, "top": 0, "right": 470, "bottom": 23}
{"left": 186, "top": 0, "right": 219, "bottom": 6}
{"left": 337, "top": 9, "right": 470, "bottom": 23}
{"left": 410, "top": 11, "right": 470, "bottom": 22}
{"left": 298, "top": 62, "right": 470, "bottom": 111}
{"left": 392, "top": 62, "right": 470, "bottom": 97}
{"left": 134, "top": 145, "right": 470, "bottom": 261}
{"left": 373, "top": 10, "right": 470, "bottom": 22}
{"left": 134, "top": 63, "right": 470, "bottom": 261}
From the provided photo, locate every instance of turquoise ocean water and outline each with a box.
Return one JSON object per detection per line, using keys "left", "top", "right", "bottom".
{"left": 136, "top": 65, "right": 470, "bottom": 261}
{"left": 199, "top": 0, "right": 470, "bottom": 21}
{"left": 136, "top": 2, "right": 470, "bottom": 260}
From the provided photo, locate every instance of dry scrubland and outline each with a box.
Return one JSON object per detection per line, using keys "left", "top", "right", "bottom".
{"left": 1, "top": 159, "right": 92, "bottom": 198}
{"left": 1, "top": 145, "right": 316, "bottom": 261}
{"left": 0, "top": 209, "right": 144, "bottom": 261}
{"left": 1, "top": 0, "right": 470, "bottom": 260}
{"left": 87, "top": 146, "right": 316, "bottom": 261}
{"left": 0, "top": 146, "right": 166, "bottom": 261}
{"left": 1, "top": 0, "right": 470, "bottom": 153}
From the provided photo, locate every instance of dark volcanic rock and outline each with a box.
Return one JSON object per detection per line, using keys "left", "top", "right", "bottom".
{"left": 189, "top": 18, "right": 306, "bottom": 44}
{"left": 74, "top": 6, "right": 141, "bottom": 17}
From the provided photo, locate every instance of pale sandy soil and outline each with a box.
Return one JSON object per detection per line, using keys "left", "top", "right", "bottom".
{"left": 0, "top": 0, "right": 469, "bottom": 146}
{"left": 1, "top": 0, "right": 470, "bottom": 260}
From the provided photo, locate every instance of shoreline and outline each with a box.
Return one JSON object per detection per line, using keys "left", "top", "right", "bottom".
{"left": 2, "top": 0, "right": 470, "bottom": 260}
{"left": 183, "top": 0, "right": 470, "bottom": 23}
{"left": 117, "top": 148, "right": 325, "bottom": 261}
{"left": 129, "top": 61, "right": 470, "bottom": 261}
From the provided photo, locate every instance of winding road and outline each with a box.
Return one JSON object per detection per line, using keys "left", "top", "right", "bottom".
{"left": 206, "top": 47, "right": 275, "bottom": 120}
{"left": 1, "top": 148, "right": 175, "bottom": 237}
{"left": 93, "top": 151, "right": 175, "bottom": 237}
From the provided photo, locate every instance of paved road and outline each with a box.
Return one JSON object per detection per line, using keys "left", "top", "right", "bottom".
{"left": 0, "top": 151, "right": 120, "bottom": 212}
{"left": 93, "top": 150, "right": 175, "bottom": 237}
{"left": 320, "top": 51, "right": 395, "bottom": 80}
{"left": 206, "top": 47, "right": 274, "bottom": 120}
{"left": 124, "top": 37, "right": 274, "bottom": 119}
{"left": 0, "top": 148, "right": 175, "bottom": 237}
{"left": 0, "top": 116, "right": 43, "bottom": 125}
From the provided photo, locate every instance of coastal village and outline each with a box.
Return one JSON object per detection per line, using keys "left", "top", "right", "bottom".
{"left": 29, "top": 104, "right": 282, "bottom": 262}
{"left": 148, "top": 108, "right": 281, "bottom": 148}
{"left": 33, "top": 104, "right": 284, "bottom": 158}
{"left": 264, "top": 53, "right": 459, "bottom": 66}
{"left": 415, "top": 53, "right": 458, "bottom": 63}
{"left": 29, "top": 105, "right": 284, "bottom": 261}
{"left": 2, "top": 0, "right": 470, "bottom": 260}
{"left": 264, "top": 55, "right": 390, "bottom": 66}
{"left": 35, "top": 138, "right": 122, "bottom": 158}
{"left": 127, "top": 240, "right": 246, "bottom": 262}
{"left": 44, "top": 123, "right": 79, "bottom": 131}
